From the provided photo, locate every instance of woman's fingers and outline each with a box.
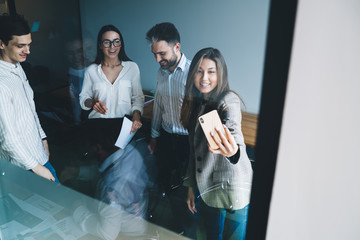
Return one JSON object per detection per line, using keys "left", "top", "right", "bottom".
{"left": 187, "top": 199, "right": 195, "bottom": 214}
{"left": 99, "top": 101, "right": 107, "bottom": 111}
{"left": 98, "top": 101, "right": 108, "bottom": 114}
{"left": 130, "top": 120, "right": 142, "bottom": 133}
{"left": 187, "top": 188, "right": 197, "bottom": 214}
{"left": 93, "top": 101, "right": 107, "bottom": 114}
{"left": 223, "top": 125, "right": 237, "bottom": 148}
{"left": 209, "top": 125, "right": 238, "bottom": 157}
{"left": 211, "top": 127, "right": 230, "bottom": 153}
{"left": 216, "top": 127, "right": 232, "bottom": 150}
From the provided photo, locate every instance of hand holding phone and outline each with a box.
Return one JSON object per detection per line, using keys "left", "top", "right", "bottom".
{"left": 198, "top": 110, "right": 225, "bottom": 149}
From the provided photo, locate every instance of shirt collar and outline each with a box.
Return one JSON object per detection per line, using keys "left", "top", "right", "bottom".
{"left": 176, "top": 53, "right": 187, "bottom": 72}
{"left": 0, "top": 60, "right": 20, "bottom": 72}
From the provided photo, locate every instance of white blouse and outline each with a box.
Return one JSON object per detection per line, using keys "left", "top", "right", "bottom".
{"left": 79, "top": 61, "right": 144, "bottom": 119}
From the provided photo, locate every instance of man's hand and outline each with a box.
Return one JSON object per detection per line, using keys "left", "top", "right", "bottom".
{"left": 148, "top": 138, "right": 157, "bottom": 154}
{"left": 32, "top": 164, "right": 55, "bottom": 181}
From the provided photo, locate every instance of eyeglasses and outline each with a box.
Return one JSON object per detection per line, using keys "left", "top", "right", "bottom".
{"left": 102, "top": 39, "right": 121, "bottom": 48}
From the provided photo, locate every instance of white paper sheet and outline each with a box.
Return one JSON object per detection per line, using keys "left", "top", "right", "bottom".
{"left": 114, "top": 117, "right": 136, "bottom": 149}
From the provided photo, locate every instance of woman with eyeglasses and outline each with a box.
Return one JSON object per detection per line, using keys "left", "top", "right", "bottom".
{"left": 180, "top": 48, "right": 253, "bottom": 240}
{"left": 80, "top": 25, "right": 144, "bottom": 133}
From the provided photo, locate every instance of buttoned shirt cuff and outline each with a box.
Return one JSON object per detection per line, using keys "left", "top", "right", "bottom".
{"left": 150, "top": 128, "right": 160, "bottom": 138}
{"left": 79, "top": 96, "right": 92, "bottom": 111}
{"left": 26, "top": 160, "right": 40, "bottom": 170}
{"left": 39, "top": 128, "right": 47, "bottom": 139}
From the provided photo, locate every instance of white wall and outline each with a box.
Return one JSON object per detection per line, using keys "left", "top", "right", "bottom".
{"left": 79, "top": 0, "right": 270, "bottom": 114}
{"left": 267, "top": 0, "right": 360, "bottom": 239}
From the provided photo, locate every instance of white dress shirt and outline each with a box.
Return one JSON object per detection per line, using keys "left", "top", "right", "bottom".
{"left": 0, "top": 60, "right": 48, "bottom": 170}
{"left": 79, "top": 61, "right": 144, "bottom": 119}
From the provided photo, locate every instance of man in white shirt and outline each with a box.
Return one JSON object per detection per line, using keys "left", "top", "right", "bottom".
{"left": 0, "top": 15, "right": 58, "bottom": 182}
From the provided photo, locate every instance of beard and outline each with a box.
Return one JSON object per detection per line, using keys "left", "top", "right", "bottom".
{"left": 159, "top": 53, "right": 178, "bottom": 70}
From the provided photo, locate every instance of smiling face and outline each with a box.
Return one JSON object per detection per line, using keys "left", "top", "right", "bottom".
{"left": 0, "top": 34, "right": 32, "bottom": 65}
{"left": 151, "top": 40, "right": 180, "bottom": 72}
{"left": 66, "top": 39, "right": 85, "bottom": 69}
{"left": 194, "top": 58, "right": 218, "bottom": 98}
{"left": 100, "top": 31, "right": 121, "bottom": 60}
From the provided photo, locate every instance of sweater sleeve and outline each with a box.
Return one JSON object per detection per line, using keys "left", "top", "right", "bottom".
{"left": 221, "top": 92, "right": 245, "bottom": 165}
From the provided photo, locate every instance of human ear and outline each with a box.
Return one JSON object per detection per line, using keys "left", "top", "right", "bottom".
{"left": 174, "top": 42, "right": 181, "bottom": 52}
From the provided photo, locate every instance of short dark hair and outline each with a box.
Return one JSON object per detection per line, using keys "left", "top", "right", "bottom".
{"left": 146, "top": 22, "right": 180, "bottom": 45}
{"left": 94, "top": 24, "right": 131, "bottom": 64}
{"left": 0, "top": 15, "right": 30, "bottom": 45}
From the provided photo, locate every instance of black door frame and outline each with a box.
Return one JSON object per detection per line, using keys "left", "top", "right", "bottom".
{"left": 246, "top": 0, "right": 298, "bottom": 239}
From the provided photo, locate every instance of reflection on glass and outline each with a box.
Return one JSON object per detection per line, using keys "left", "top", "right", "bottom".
{"left": 65, "top": 38, "right": 91, "bottom": 125}
{"left": 0, "top": 157, "right": 189, "bottom": 240}
{"left": 6, "top": 0, "right": 270, "bottom": 239}
{"left": 0, "top": 0, "right": 9, "bottom": 15}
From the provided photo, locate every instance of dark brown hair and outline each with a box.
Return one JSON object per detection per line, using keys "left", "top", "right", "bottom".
{"left": 94, "top": 25, "right": 131, "bottom": 64}
{"left": 181, "top": 47, "right": 233, "bottom": 129}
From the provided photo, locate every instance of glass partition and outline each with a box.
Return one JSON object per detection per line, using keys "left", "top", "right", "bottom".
{"left": 0, "top": 157, "right": 189, "bottom": 240}
{"left": 3, "top": 0, "right": 271, "bottom": 239}
{"left": 0, "top": 0, "right": 10, "bottom": 15}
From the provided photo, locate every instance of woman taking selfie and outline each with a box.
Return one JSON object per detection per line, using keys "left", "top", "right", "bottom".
{"left": 80, "top": 25, "right": 144, "bottom": 133}
{"left": 180, "top": 47, "right": 253, "bottom": 240}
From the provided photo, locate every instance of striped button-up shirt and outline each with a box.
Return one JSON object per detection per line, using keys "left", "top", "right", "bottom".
{"left": 151, "top": 54, "right": 191, "bottom": 138}
{"left": 0, "top": 60, "right": 48, "bottom": 170}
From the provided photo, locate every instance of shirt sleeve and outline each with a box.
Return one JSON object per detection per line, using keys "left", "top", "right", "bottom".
{"left": 79, "top": 67, "right": 93, "bottom": 111}
{"left": 150, "top": 71, "right": 162, "bottom": 138}
{"left": 130, "top": 63, "right": 144, "bottom": 115}
{"left": 22, "top": 80, "right": 47, "bottom": 140}
{"left": 32, "top": 109, "right": 46, "bottom": 140}
{"left": 0, "top": 85, "right": 39, "bottom": 169}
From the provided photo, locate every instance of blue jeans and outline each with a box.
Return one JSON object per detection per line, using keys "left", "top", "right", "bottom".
{"left": 43, "top": 161, "right": 60, "bottom": 183}
{"left": 201, "top": 199, "right": 249, "bottom": 240}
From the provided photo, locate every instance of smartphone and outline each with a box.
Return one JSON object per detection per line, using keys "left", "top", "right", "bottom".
{"left": 198, "top": 110, "right": 225, "bottom": 149}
